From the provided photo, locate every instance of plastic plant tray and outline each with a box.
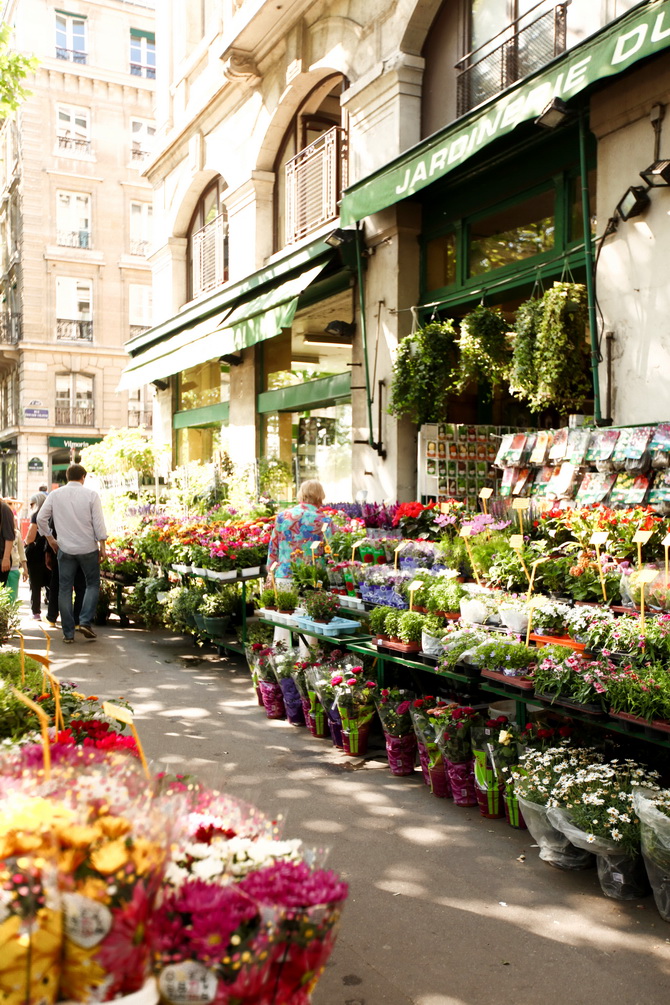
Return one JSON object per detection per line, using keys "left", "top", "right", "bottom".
{"left": 292, "top": 615, "right": 362, "bottom": 636}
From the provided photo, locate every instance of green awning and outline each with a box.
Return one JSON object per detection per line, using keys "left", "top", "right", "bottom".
{"left": 118, "top": 261, "right": 329, "bottom": 391}
{"left": 49, "top": 435, "right": 101, "bottom": 449}
{"left": 340, "top": 0, "right": 670, "bottom": 225}
{"left": 130, "top": 28, "right": 155, "bottom": 42}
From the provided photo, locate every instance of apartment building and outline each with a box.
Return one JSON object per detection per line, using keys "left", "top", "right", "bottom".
{"left": 123, "top": 0, "right": 670, "bottom": 502}
{"left": 0, "top": 0, "right": 155, "bottom": 499}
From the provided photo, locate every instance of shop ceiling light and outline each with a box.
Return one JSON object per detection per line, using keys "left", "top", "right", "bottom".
{"left": 151, "top": 378, "right": 168, "bottom": 391}
{"left": 534, "top": 97, "right": 570, "bottom": 129}
{"left": 325, "top": 228, "right": 356, "bottom": 248}
{"left": 615, "top": 185, "right": 651, "bottom": 221}
{"left": 324, "top": 319, "right": 355, "bottom": 338}
{"left": 639, "top": 159, "right": 670, "bottom": 186}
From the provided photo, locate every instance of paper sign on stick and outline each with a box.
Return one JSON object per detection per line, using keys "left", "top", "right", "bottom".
{"left": 103, "top": 702, "right": 149, "bottom": 779}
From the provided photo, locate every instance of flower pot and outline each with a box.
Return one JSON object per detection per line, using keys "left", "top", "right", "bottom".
{"left": 207, "top": 569, "right": 239, "bottom": 581}
{"left": 421, "top": 631, "right": 445, "bottom": 657}
{"left": 258, "top": 680, "right": 286, "bottom": 719}
{"left": 193, "top": 612, "right": 206, "bottom": 631}
{"left": 635, "top": 789, "right": 670, "bottom": 921}
{"left": 480, "top": 668, "right": 535, "bottom": 691}
{"left": 240, "top": 566, "right": 262, "bottom": 577}
{"left": 303, "top": 696, "right": 328, "bottom": 738}
{"left": 417, "top": 740, "right": 451, "bottom": 798}
{"left": 202, "top": 615, "right": 232, "bottom": 637}
{"left": 278, "top": 677, "right": 305, "bottom": 726}
{"left": 342, "top": 721, "right": 371, "bottom": 756}
{"left": 445, "top": 759, "right": 477, "bottom": 807}
{"left": 384, "top": 732, "right": 417, "bottom": 776}
{"left": 609, "top": 709, "right": 670, "bottom": 737}
{"left": 534, "top": 691, "right": 606, "bottom": 717}
{"left": 503, "top": 790, "right": 527, "bottom": 829}
{"left": 516, "top": 796, "right": 594, "bottom": 871}
{"left": 473, "top": 748, "right": 504, "bottom": 818}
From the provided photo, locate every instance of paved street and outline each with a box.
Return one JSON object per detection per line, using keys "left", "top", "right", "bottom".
{"left": 19, "top": 603, "right": 670, "bottom": 1005}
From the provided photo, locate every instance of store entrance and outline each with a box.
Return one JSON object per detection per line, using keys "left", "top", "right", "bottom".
{"left": 264, "top": 401, "right": 352, "bottom": 502}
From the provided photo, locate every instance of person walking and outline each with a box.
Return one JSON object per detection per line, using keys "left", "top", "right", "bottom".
{"left": 37, "top": 463, "right": 107, "bottom": 644}
{"left": 23, "top": 492, "right": 49, "bottom": 619}
{"left": 0, "top": 496, "right": 18, "bottom": 588}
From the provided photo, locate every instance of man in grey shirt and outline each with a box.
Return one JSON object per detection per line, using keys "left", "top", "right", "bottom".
{"left": 37, "top": 463, "right": 107, "bottom": 644}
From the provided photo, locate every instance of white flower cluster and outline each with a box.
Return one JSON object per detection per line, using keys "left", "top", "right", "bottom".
{"left": 166, "top": 830, "right": 303, "bottom": 888}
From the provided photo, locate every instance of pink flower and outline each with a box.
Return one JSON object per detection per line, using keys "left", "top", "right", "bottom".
{"left": 330, "top": 675, "right": 343, "bottom": 685}
{"left": 396, "top": 701, "right": 411, "bottom": 714}
{"left": 346, "top": 678, "right": 357, "bottom": 686}
{"left": 364, "top": 681, "right": 376, "bottom": 688}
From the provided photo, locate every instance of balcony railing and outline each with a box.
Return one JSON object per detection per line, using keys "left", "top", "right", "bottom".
{"left": 57, "top": 135, "right": 91, "bottom": 154}
{"left": 56, "top": 319, "right": 93, "bottom": 342}
{"left": 285, "top": 125, "right": 347, "bottom": 245}
{"left": 128, "top": 408, "right": 153, "bottom": 428}
{"left": 130, "top": 63, "right": 156, "bottom": 79}
{"left": 55, "top": 405, "right": 94, "bottom": 426}
{"left": 56, "top": 48, "right": 87, "bottom": 64}
{"left": 131, "top": 146, "right": 151, "bottom": 163}
{"left": 456, "top": 2, "right": 567, "bottom": 116}
{"left": 191, "top": 213, "right": 228, "bottom": 297}
{"left": 0, "top": 314, "right": 21, "bottom": 345}
{"left": 57, "top": 230, "right": 91, "bottom": 249}
{"left": 129, "top": 324, "right": 151, "bottom": 339}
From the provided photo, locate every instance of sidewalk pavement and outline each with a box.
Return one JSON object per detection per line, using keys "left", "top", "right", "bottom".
{"left": 17, "top": 601, "right": 670, "bottom": 1005}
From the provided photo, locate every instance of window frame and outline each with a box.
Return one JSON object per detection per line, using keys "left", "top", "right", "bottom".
{"left": 55, "top": 277, "right": 93, "bottom": 344}
{"left": 129, "top": 201, "right": 153, "bottom": 257}
{"left": 56, "top": 190, "right": 92, "bottom": 249}
{"left": 186, "top": 176, "right": 228, "bottom": 301}
{"left": 55, "top": 12, "right": 87, "bottom": 64}
{"left": 55, "top": 371, "right": 94, "bottom": 426}
{"left": 130, "top": 117, "right": 155, "bottom": 163}
{"left": 130, "top": 31, "right": 156, "bottom": 79}
{"left": 56, "top": 103, "right": 91, "bottom": 155}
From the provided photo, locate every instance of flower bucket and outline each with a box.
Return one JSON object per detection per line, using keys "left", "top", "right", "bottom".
{"left": 341, "top": 721, "right": 371, "bottom": 756}
{"left": 305, "top": 691, "right": 328, "bottom": 738}
{"left": 547, "top": 808, "right": 650, "bottom": 900}
{"left": 516, "top": 797, "right": 594, "bottom": 870}
{"left": 259, "top": 680, "right": 286, "bottom": 720}
{"left": 417, "top": 740, "right": 451, "bottom": 798}
{"left": 384, "top": 732, "right": 417, "bottom": 776}
{"left": 445, "top": 758, "right": 477, "bottom": 807}
{"left": 635, "top": 789, "right": 670, "bottom": 921}
{"left": 278, "top": 677, "right": 305, "bottom": 726}
{"left": 503, "top": 790, "right": 527, "bottom": 829}
{"left": 327, "top": 708, "right": 344, "bottom": 749}
{"left": 473, "top": 748, "right": 504, "bottom": 818}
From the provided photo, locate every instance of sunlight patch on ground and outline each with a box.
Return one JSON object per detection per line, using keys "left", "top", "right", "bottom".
{"left": 156, "top": 683, "right": 191, "bottom": 690}
{"left": 274, "top": 788, "right": 312, "bottom": 799}
{"left": 157, "top": 706, "right": 212, "bottom": 719}
{"left": 376, "top": 879, "right": 427, "bottom": 898}
{"left": 397, "top": 825, "right": 450, "bottom": 846}
{"left": 301, "top": 819, "right": 347, "bottom": 834}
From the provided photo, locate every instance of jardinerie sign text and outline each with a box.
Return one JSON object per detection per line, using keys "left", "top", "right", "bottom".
{"left": 340, "top": 0, "right": 670, "bottom": 224}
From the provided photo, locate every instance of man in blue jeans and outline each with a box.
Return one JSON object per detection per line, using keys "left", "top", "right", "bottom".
{"left": 37, "top": 463, "right": 107, "bottom": 643}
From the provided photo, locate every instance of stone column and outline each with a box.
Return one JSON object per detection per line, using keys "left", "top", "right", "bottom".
{"left": 222, "top": 171, "right": 275, "bottom": 280}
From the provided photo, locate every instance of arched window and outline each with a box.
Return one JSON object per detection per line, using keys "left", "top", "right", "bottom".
{"left": 187, "top": 177, "right": 228, "bottom": 300}
{"left": 274, "top": 77, "right": 347, "bottom": 249}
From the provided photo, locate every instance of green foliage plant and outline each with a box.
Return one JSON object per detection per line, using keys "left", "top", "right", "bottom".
{"left": 473, "top": 638, "right": 535, "bottom": 675}
{"left": 509, "top": 296, "right": 543, "bottom": 402}
{"left": 201, "top": 587, "right": 240, "bottom": 618}
{"left": 164, "top": 584, "right": 205, "bottom": 631}
{"left": 426, "top": 579, "right": 464, "bottom": 614}
{"left": 275, "top": 589, "right": 298, "bottom": 612}
{"left": 260, "top": 588, "right": 277, "bottom": 608}
{"left": 531, "top": 282, "right": 591, "bottom": 413}
{"left": 383, "top": 609, "right": 402, "bottom": 639}
{"left": 125, "top": 575, "right": 169, "bottom": 628}
{"left": 369, "top": 605, "right": 394, "bottom": 637}
{"left": 456, "top": 305, "right": 511, "bottom": 393}
{"left": 0, "top": 588, "right": 20, "bottom": 645}
{"left": 397, "top": 610, "right": 425, "bottom": 644}
{"left": 388, "top": 320, "right": 458, "bottom": 424}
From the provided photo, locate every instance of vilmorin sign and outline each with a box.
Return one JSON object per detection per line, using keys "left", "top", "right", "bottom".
{"left": 339, "top": 0, "right": 670, "bottom": 225}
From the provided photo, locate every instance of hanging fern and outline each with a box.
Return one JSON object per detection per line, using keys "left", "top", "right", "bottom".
{"left": 510, "top": 296, "right": 543, "bottom": 403}
{"left": 456, "top": 305, "right": 511, "bottom": 392}
{"left": 531, "top": 282, "right": 591, "bottom": 414}
{"left": 388, "top": 320, "right": 458, "bottom": 425}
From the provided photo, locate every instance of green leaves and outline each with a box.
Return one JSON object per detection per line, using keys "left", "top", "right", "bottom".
{"left": 388, "top": 321, "right": 458, "bottom": 424}
{"left": 456, "top": 305, "right": 511, "bottom": 393}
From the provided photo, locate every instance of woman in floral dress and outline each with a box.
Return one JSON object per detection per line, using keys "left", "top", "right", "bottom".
{"left": 267, "top": 480, "right": 331, "bottom": 580}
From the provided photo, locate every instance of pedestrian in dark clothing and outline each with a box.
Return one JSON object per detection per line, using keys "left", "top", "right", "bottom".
{"left": 24, "top": 492, "right": 49, "bottom": 619}
{"left": 0, "top": 498, "right": 16, "bottom": 585}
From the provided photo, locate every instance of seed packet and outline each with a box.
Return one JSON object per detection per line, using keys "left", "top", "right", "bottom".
{"left": 549, "top": 426, "right": 569, "bottom": 462}
{"left": 566, "top": 428, "right": 591, "bottom": 465}
{"left": 651, "top": 423, "right": 670, "bottom": 469}
{"left": 575, "top": 471, "right": 617, "bottom": 504}
{"left": 546, "top": 463, "right": 580, "bottom": 499}
{"left": 529, "top": 430, "right": 552, "bottom": 466}
{"left": 609, "top": 472, "right": 651, "bottom": 506}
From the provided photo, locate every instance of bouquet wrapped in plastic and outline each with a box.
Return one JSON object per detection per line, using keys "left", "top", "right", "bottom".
{"left": 257, "top": 645, "right": 286, "bottom": 720}
{"left": 333, "top": 666, "right": 376, "bottom": 755}
{"left": 244, "top": 642, "right": 267, "bottom": 705}
{"left": 409, "top": 698, "right": 453, "bottom": 798}
{"left": 306, "top": 668, "right": 343, "bottom": 748}
{"left": 470, "top": 715, "right": 508, "bottom": 819}
{"left": 0, "top": 791, "right": 69, "bottom": 1005}
{"left": 433, "top": 706, "right": 481, "bottom": 807}
{"left": 292, "top": 661, "right": 328, "bottom": 738}
{"left": 374, "top": 688, "right": 417, "bottom": 776}
{"left": 272, "top": 648, "right": 305, "bottom": 727}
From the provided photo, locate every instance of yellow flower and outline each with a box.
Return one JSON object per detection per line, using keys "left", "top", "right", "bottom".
{"left": 61, "top": 941, "right": 107, "bottom": 1001}
{"left": 56, "top": 824, "right": 103, "bottom": 849}
{"left": 498, "top": 729, "right": 514, "bottom": 746}
{"left": 0, "top": 910, "right": 61, "bottom": 1002}
{"left": 130, "top": 837, "right": 162, "bottom": 876}
{"left": 76, "top": 877, "right": 109, "bottom": 902}
{"left": 96, "top": 815, "right": 132, "bottom": 840}
{"left": 89, "top": 838, "right": 129, "bottom": 875}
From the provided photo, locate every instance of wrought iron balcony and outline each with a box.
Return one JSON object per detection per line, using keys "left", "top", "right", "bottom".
{"left": 285, "top": 125, "right": 347, "bottom": 245}
{"left": 130, "top": 239, "right": 150, "bottom": 257}
{"left": 0, "top": 313, "right": 21, "bottom": 345}
{"left": 55, "top": 405, "right": 94, "bottom": 426}
{"left": 456, "top": 2, "right": 568, "bottom": 116}
{"left": 191, "top": 213, "right": 228, "bottom": 297}
{"left": 56, "top": 47, "right": 87, "bottom": 64}
{"left": 56, "top": 319, "right": 93, "bottom": 342}
{"left": 57, "top": 230, "right": 91, "bottom": 249}
{"left": 129, "top": 324, "right": 151, "bottom": 339}
{"left": 57, "top": 135, "right": 91, "bottom": 154}
{"left": 128, "top": 408, "right": 153, "bottom": 428}
{"left": 131, "top": 146, "right": 151, "bottom": 163}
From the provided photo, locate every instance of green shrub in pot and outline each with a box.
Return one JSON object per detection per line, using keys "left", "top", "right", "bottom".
{"left": 369, "top": 605, "right": 394, "bottom": 637}
{"left": 422, "top": 614, "right": 444, "bottom": 639}
{"left": 383, "top": 609, "right": 402, "bottom": 639}
{"left": 260, "top": 587, "right": 277, "bottom": 609}
{"left": 201, "top": 587, "right": 240, "bottom": 618}
{"left": 426, "top": 579, "right": 464, "bottom": 614}
{"left": 275, "top": 588, "right": 298, "bottom": 612}
{"left": 397, "top": 610, "right": 425, "bottom": 644}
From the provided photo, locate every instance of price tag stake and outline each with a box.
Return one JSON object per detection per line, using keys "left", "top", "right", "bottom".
{"left": 103, "top": 701, "right": 150, "bottom": 779}
{"left": 663, "top": 533, "right": 670, "bottom": 587}
{"left": 512, "top": 497, "right": 530, "bottom": 533}
{"left": 394, "top": 542, "right": 405, "bottom": 571}
{"left": 509, "top": 534, "right": 531, "bottom": 584}
{"left": 633, "top": 529, "right": 653, "bottom": 571}
{"left": 479, "top": 486, "right": 493, "bottom": 516}
{"left": 636, "top": 569, "right": 659, "bottom": 631}
{"left": 408, "top": 580, "right": 424, "bottom": 612}
{"left": 460, "top": 527, "right": 481, "bottom": 586}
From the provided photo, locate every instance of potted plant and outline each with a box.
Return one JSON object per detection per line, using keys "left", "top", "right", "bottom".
{"left": 393, "top": 610, "right": 425, "bottom": 653}
{"left": 303, "top": 591, "right": 340, "bottom": 624}
{"left": 368, "top": 605, "right": 394, "bottom": 642}
{"left": 498, "top": 597, "right": 530, "bottom": 634}
{"left": 421, "top": 614, "right": 446, "bottom": 657}
{"left": 426, "top": 579, "right": 464, "bottom": 617}
{"left": 201, "top": 587, "right": 239, "bottom": 637}
{"left": 532, "top": 601, "right": 572, "bottom": 640}
{"left": 388, "top": 320, "right": 458, "bottom": 425}
{"left": 383, "top": 609, "right": 402, "bottom": 643}
{"left": 275, "top": 589, "right": 298, "bottom": 614}
{"left": 333, "top": 667, "right": 377, "bottom": 755}
{"left": 532, "top": 648, "right": 616, "bottom": 713}
{"left": 374, "top": 688, "right": 417, "bottom": 775}
{"left": 259, "top": 587, "right": 277, "bottom": 611}
{"left": 474, "top": 637, "right": 536, "bottom": 689}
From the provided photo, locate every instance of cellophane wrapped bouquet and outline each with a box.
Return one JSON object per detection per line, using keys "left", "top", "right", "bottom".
{"left": 272, "top": 648, "right": 305, "bottom": 727}
{"left": 409, "top": 697, "right": 453, "bottom": 797}
{"left": 150, "top": 780, "right": 349, "bottom": 1005}
{"left": 374, "top": 688, "right": 417, "bottom": 775}
{"left": 332, "top": 665, "right": 377, "bottom": 755}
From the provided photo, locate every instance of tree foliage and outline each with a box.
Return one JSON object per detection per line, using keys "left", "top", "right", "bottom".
{"left": 0, "top": 24, "right": 38, "bottom": 119}
{"left": 80, "top": 427, "right": 168, "bottom": 479}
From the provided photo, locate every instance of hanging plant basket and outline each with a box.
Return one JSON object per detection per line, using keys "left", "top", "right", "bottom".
{"left": 531, "top": 281, "right": 591, "bottom": 413}
{"left": 456, "top": 304, "right": 511, "bottom": 393}
{"left": 388, "top": 320, "right": 458, "bottom": 425}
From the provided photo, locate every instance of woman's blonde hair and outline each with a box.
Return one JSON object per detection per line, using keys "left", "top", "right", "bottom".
{"left": 297, "top": 480, "right": 325, "bottom": 506}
